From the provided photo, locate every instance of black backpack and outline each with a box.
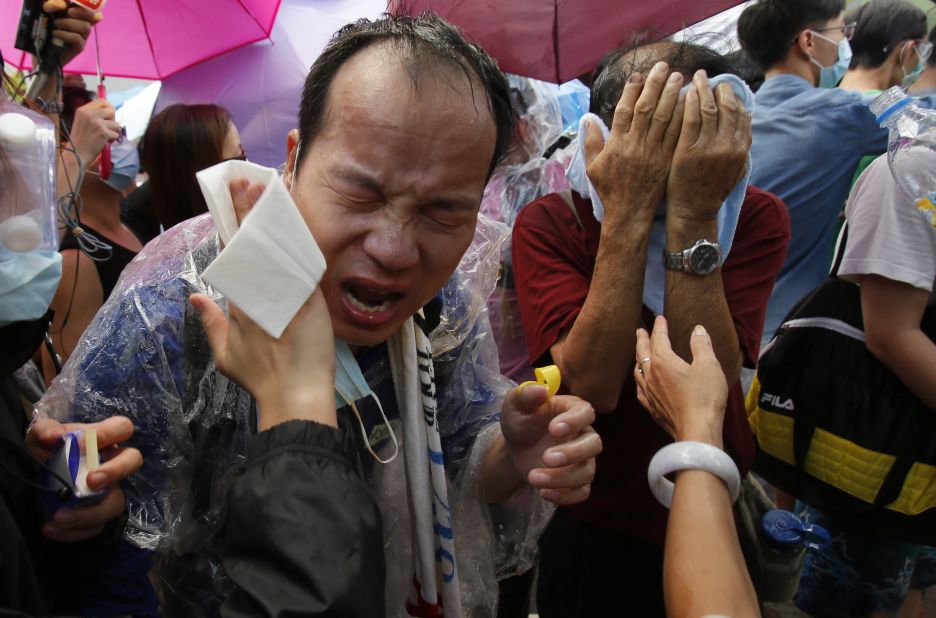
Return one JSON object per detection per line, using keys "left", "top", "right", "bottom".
{"left": 747, "top": 227, "right": 936, "bottom": 545}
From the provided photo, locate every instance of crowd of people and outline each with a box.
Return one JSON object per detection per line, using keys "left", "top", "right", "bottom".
{"left": 1, "top": 0, "right": 935, "bottom": 616}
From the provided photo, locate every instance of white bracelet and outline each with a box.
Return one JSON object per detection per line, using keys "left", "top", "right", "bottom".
{"left": 647, "top": 441, "right": 741, "bottom": 509}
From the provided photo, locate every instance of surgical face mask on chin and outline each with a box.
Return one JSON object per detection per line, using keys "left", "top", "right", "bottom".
{"left": 102, "top": 138, "right": 140, "bottom": 193}
{"left": 87, "top": 137, "right": 141, "bottom": 193}
{"left": 333, "top": 339, "right": 399, "bottom": 464}
{"left": 810, "top": 32, "right": 852, "bottom": 88}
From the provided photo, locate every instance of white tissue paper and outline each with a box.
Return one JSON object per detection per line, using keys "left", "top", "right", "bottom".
{"left": 197, "top": 160, "right": 326, "bottom": 338}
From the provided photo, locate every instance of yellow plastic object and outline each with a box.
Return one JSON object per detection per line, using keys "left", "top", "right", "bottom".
{"left": 85, "top": 428, "right": 99, "bottom": 471}
{"left": 519, "top": 365, "right": 561, "bottom": 398}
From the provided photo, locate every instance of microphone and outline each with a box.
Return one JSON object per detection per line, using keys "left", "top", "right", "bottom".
{"left": 14, "top": 0, "right": 107, "bottom": 102}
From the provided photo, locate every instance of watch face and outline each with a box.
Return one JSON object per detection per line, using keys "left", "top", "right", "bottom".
{"left": 689, "top": 244, "right": 720, "bottom": 274}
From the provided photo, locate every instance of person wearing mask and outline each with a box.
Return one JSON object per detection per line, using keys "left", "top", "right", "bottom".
{"left": 126, "top": 104, "right": 245, "bottom": 242}
{"left": 839, "top": 0, "right": 929, "bottom": 184}
{"left": 738, "top": 0, "right": 889, "bottom": 346}
{"left": 908, "top": 25, "right": 936, "bottom": 99}
{"left": 38, "top": 14, "right": 601, "bottom": 616}
{"left": 0, "top": 4, "right": 143, "bottom": 614}
{"left": 511, "top": 41, "right": 790, "bottom": 616}
{"left": 189, "top": 182, "right": 385, "bottom": 617}
{"left": 840, "top": 0, "right": 929, "bottom": 95}
{"left": 42, "top": 92, "right": 144, "bottom": 379}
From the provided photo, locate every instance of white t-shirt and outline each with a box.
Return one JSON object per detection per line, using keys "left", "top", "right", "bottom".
{"left": 839, "top": 154, "right": 936, "bottom": 304}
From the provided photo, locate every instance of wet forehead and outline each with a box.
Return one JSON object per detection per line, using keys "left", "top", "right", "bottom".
{"left": 322, "top": 44, "right": 494, "bottom": 143}
{"left": 302, "top": 45, "right": 497, "bottom": 199}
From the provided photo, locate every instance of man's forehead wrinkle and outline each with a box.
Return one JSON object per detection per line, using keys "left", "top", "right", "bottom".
{"left": 331, "top": 164, "right": 383, "bottom": 192}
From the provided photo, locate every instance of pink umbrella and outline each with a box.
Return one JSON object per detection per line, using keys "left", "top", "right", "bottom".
{"left": 388, "top": 0, "right": 745, "bottom": 83}
{"left": 1, "top": 0, "right": 282, "bottom": 79}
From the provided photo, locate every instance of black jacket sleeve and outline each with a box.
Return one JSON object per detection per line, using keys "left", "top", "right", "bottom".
{"left": 221, "top": 420, "right": 385, "bottom": 618}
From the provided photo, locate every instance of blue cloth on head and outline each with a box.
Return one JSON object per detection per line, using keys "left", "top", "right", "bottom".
{"left": 565, "top": 73, "right": 754, "bottom": 314}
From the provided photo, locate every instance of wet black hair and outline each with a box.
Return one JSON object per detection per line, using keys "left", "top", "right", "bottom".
{"left": 738, "top": 0, "right": 846, "bottom": 71}
{"left": 846, "top": 0, "right": 927, "bottom": 68}
{"left": 589, "top": 40, "right": 739, "bottom": 129}
{"left": 297, "top": 13, "right": 514, "bottom": 178}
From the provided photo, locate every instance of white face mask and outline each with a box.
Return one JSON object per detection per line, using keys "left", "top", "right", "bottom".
{"left": 809, "top": 31, "right": 852, "bottom": 88}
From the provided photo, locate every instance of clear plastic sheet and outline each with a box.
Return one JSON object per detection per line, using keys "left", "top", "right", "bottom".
{"left": 480, "top": 75, "right": 571, "bottom": 383}
{"left": 37, "top": 211, "right": 552, "bottom": 616}
{"left": 0, "top": 101, "right": 58, "bottom": 254}
{"left": 480, "top": 75, "right": 566, "bottom": 229}
{"left": 552, "top": 79, "right": 591, "bottom": 134}
{"left": 431, "top": 213, "right": 509, "bottom": 357}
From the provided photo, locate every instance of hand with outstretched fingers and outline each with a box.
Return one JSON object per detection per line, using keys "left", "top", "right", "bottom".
{"left": 584, "top": 60, "right": 686, "bottom": 223}
{"left": 666, "top": 70, "right": 752, "bottom": 222}
{"left": 634, "top": 315, "right": 728, "bottom": 448}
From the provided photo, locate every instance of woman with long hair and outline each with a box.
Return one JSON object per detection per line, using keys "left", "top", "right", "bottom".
{"left": 134, "top": 104, "right": 244, "bottom": 237}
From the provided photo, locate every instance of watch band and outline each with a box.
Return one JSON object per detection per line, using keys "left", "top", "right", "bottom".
{"left": 663, "top": 239, "right": 721, "bottom": 275}
{"left": 662, "top": 248, "right": 688, "bottom": 272}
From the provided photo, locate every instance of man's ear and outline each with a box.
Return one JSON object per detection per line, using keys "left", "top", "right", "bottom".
{"left": 896, "top": 41, "right": 914, "bottom": 73}
{"left": 284, "top": 129, "right": 300, "bottom": 190}
{"left": 795, "top": 30, "right": 815, "bottom": 59}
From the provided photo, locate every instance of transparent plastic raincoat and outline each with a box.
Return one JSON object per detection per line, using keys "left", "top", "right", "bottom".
{"left": 481, "top": 76, "right": 571, "bottom": 384}
{"left": 36, "top": 210, "right": 552, "bottom": 617}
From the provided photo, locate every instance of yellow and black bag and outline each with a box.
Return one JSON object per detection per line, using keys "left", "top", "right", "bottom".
{"left": 748, "top": 234, "right": 936, "bottom": 545}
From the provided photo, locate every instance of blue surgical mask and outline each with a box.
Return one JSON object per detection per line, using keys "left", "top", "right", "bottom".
{"left": 100, "top": 138, "right": 140, "bottom": 193}
{"left": 810, "top": 32, "right": 852, "bottom": 88}
{"left": 901, "top": 43, "right": 927, "bottom": 88}
{"left": 0, "top": 250, "right": 62, "bottom": 327}
{"left": 903, "top": 61, "right": 925, "bottom": 88}
{"left": 334, "top": 339, "right": 399, "bottom": 464}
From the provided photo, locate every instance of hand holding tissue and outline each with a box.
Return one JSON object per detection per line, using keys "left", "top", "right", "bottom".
{"left": 197, "top": 160, "right": 326, "bottom": 338}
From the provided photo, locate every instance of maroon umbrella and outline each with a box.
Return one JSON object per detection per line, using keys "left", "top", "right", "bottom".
{"left": 388, "top": 0, "right": 745, "bottom": 83}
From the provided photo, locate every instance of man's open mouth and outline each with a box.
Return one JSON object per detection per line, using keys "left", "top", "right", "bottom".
{"left": 342, "top": 282, "right": 404, "bottom": 316}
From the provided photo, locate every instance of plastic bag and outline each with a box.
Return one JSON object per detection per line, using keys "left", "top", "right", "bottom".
{"left": 37, "top": 211, "right": 551, "bottom": 616}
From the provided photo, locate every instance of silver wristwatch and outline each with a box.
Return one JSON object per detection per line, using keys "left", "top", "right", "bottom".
{"left": 663, "top": 239, "right": 722, "bottom": 275}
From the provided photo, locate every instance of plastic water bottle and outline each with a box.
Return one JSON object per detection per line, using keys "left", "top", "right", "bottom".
{"left": 755, "top": 509, "right": 829, "bottom": 603}
{"left": 870, "top": 87, "right": 936, "bottom": 230}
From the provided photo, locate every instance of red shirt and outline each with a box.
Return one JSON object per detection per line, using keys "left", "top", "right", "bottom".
{"left": 511, "top": 187, "right": 791, "bottom": 544}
